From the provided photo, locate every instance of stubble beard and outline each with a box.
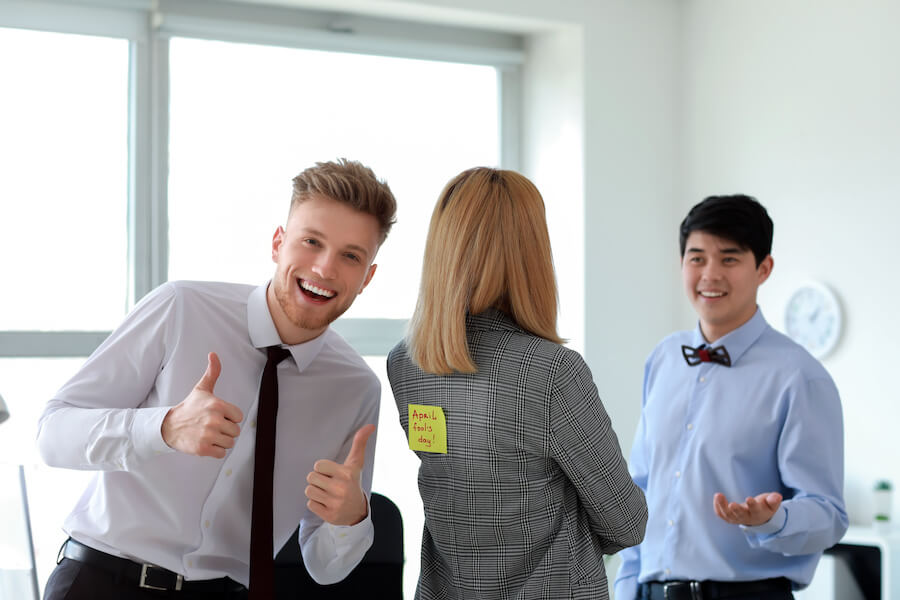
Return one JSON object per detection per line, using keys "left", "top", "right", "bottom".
{"left": 274, "top": 278, "right": 352, "bottom": 332}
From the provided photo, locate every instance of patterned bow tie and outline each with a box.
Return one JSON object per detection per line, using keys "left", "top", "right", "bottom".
{"left": 682, "top": 344, "right": 731, "bottom": 367}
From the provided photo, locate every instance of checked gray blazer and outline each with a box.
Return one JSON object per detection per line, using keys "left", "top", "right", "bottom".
{"left": 387, "top": 309, "right": 647, "bottom": 600}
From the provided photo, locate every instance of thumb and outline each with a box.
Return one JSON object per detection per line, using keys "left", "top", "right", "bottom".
{"left": 195, "top": 352, "right": 221, "bottom": 393}
{"left": 765, "top": 492, "right": 783, "bottom": 509}
{"left": 343, "top": 424, "right": 376, "bottom": 470}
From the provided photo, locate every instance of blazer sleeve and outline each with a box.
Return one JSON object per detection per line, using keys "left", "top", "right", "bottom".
{"left": 547, "top": 349, "right": 648, "bottom": 554}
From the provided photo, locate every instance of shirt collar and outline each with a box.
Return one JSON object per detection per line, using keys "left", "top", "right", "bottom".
{"left": 691, "top": 307, "right": 769, "bottom": 367}
{"left": 247, "top": 281, "right": 328, "bottom": 373}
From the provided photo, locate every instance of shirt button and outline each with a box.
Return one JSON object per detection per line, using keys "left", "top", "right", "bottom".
{"left": 686, "top": 423, "right": 694, "bottom": 430}
{"left": 675, "top": 471, "right": 681, "bottom": 478}
{"left": 251, "top": 419, "right": 257, "bottom": 429}
{"left": 204, "top": 520, "right": 210, "bottom": 529}
{"left": 699, "top": 376, "right": 706, "bottom": 383}
{"left": 188, "top": 560, "right": 193, "bottom": 568}
{"left": 668, "top": 519, "right": 674, "bottom": 526}
{"left": 225, "top": 469, "right": 233, "bottom": 477}
{"left": 665, "top": 568, "right": 671, "bottom": 575}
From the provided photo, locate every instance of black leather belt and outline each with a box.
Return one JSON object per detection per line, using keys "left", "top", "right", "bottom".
{"left": 640, "top": 577, "right": 791, "bottom": 600}
{"left": 61, "top": 538, "right": 246, "bottom": 593}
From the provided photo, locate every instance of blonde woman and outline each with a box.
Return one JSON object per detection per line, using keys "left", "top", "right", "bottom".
{"left": 387, "top": 167, "right": 647, "bottom": 600}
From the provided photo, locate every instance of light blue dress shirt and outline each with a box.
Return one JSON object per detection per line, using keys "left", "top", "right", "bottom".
{"left": 614, "top": 309, "right": 847, "bottom": 599}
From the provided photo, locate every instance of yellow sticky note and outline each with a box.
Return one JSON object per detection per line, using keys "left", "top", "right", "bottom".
{"left": 408, "top": 404, "right": 447, "bottom": 454}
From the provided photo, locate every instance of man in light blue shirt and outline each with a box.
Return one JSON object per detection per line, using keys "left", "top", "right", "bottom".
{"left": 615, "top": 195, "right": 848, "bottom": 600}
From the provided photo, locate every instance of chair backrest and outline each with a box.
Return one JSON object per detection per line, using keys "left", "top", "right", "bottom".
{"left": 274, "top": 491, "right": 404, "bottom": 599}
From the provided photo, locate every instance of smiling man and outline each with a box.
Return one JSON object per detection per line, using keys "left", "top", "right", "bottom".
{"left": 614, "top": 195, "right": 847, "bottom": 600}
{"left": 37, "top": 159, "right": 396, "bottom": 600}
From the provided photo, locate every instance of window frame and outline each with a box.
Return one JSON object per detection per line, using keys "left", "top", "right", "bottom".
{"left": 0, "top": 0, "right": 522, "bottom": 358}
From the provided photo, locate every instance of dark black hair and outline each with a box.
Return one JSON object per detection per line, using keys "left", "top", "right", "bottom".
{"left": 679, "top": 194, "right": 773, "bottom": 267}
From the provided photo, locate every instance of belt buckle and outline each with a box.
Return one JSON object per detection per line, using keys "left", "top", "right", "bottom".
{"left": 662, "top": 582, "right": 682, "bottom": 600}
{"left": 662, "top": 582, "right": 703, "bottom": 600}
{"left": 690, "top": 581, "right": 702, "bottom": 600}
{"left": 139, "top": 564, "right": 183, "bottom": 591}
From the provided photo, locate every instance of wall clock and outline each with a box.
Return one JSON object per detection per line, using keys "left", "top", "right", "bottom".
{"left": 783, "top": 281, "right": 843, "bottom": 359}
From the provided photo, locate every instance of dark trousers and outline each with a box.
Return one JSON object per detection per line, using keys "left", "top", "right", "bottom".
{"left": 638, "top": 580, "right": 794, "bottom": 600}
{"left": 44, "top": 558, "right": 249, "bottom": 600}
{"left": 641, "top": 593, "right": 794, "bottom": 600}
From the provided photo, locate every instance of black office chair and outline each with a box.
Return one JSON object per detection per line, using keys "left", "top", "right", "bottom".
{"left": 274, "top": 492, "right": 404, "bottom": 599}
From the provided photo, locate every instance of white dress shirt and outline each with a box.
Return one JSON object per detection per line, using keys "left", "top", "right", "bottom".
{"left": 37, "top": 280, "right": 378, "bottom": 586}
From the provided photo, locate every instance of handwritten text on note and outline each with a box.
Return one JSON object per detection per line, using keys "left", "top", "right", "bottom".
{"left": 408, "top": 404, "right": 448, "bottom": 454}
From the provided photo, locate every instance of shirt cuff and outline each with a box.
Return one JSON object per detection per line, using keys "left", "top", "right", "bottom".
{"left": 301, "top": 505, "right": 375, "bottom": 584}
{"left": 322, "top": 507, "right": 374, "bottom": 548}
{"left": 740, "top": 504, "right": 787, "bottom": 536}
{"left": 131, "top": 406, "right": 178, "bottom": 461}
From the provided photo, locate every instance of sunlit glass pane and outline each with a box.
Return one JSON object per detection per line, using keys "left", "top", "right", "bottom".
{"left": 167, "top": 37, "right": 499, "bottom": 318}
{"left": 0, "top": 28, "right": 129, "bottom": 330}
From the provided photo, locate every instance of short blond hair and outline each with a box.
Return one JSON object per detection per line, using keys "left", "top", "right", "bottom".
{"left": 408, "top": 167, "right": 562, "bottom": 375}
{"left": 291, "top": 158, "right": 397, "bottom": 244}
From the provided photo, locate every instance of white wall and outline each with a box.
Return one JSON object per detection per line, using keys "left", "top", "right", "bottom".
{"left": 580, "top": 0, "right": 682, "bottom": 449}
{"left": 521, "top": 25, "right": 585, "bottom": 353}
{"left": 682, "top": 0, "right": 900, "bottom": 524}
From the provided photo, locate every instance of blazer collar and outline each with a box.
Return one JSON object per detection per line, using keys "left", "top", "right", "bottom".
{"left": 465, "top": 307, "right": 523, "bottom": 334}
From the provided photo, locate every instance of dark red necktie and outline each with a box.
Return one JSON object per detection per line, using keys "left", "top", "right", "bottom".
{"left": 681, "top": 343, "right": 731, "bottom": 367}
{"left": 249, "top": 345, "right": 291, "bottom": 599}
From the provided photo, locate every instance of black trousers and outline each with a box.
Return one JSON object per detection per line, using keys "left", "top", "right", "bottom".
{"left": 44, "top": 558, "right": 249, "bottom": 600}
{"left": 639, "top": 582, "right": 794, "bottom": 600}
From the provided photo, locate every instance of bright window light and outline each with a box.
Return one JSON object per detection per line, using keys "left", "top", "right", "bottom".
{"left": 167, "top": 37, "right": 499, "bottom": 318}
{"left": 0, "top": 28, "right": 129, "bottom": 331}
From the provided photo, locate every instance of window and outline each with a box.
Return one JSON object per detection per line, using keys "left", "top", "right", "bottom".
{"left": 167, "top": 37, "right": 499, "bottom": 321}
{"left": 0, "top": 28, "right": 129, "bottom": 331}
{"left": 0, "top": 2, "right": 521, "bottom": 597}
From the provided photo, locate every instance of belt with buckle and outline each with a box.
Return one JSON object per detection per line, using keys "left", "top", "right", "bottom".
{"left": 640, "top": 577, "right": 791, "bottom": 600}
{"left": 60, "top": 538, "right": 246, "bottom": 593}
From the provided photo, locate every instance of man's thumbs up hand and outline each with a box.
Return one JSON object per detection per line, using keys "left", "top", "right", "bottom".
{"left": 161, "top": 352, "right": 244, "bottom": 458}
{"left": 194, "top": 351, "right": 222, "bottom": 394}
{"left": 305, "top": 424, "right": 375, "bottom": 525}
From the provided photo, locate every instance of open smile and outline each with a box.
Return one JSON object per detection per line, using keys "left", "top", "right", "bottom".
{"left": 298, "top": 278, "right": 337, "bottom": 303}
{"left": 698, "top": 290, "right": 727, "bottom": 299}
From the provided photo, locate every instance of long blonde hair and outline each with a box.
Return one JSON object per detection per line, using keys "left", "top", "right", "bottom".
{"left": 408, "top": 167, "right": 562, "bottom": 375}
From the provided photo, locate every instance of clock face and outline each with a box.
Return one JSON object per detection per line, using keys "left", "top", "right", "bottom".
{"left": 784, "top": 282, "right": 842, "bottom": 358}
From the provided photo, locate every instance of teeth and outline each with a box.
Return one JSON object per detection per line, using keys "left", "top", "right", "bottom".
{"left": 300, "top": 280, "right": 335, "bottom": 298}
{"left": 700, "top": 291, "right": 725, "bottom": 298}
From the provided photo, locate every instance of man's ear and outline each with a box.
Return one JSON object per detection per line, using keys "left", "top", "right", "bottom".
{"left": 757, "top": 255, "right": 774, "bottom": 285}
{"left": 271, "top": 226, "right": 286, "bottom": 263}
{"left": 358, "top": 263, "right": 377, "bottom": 295}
